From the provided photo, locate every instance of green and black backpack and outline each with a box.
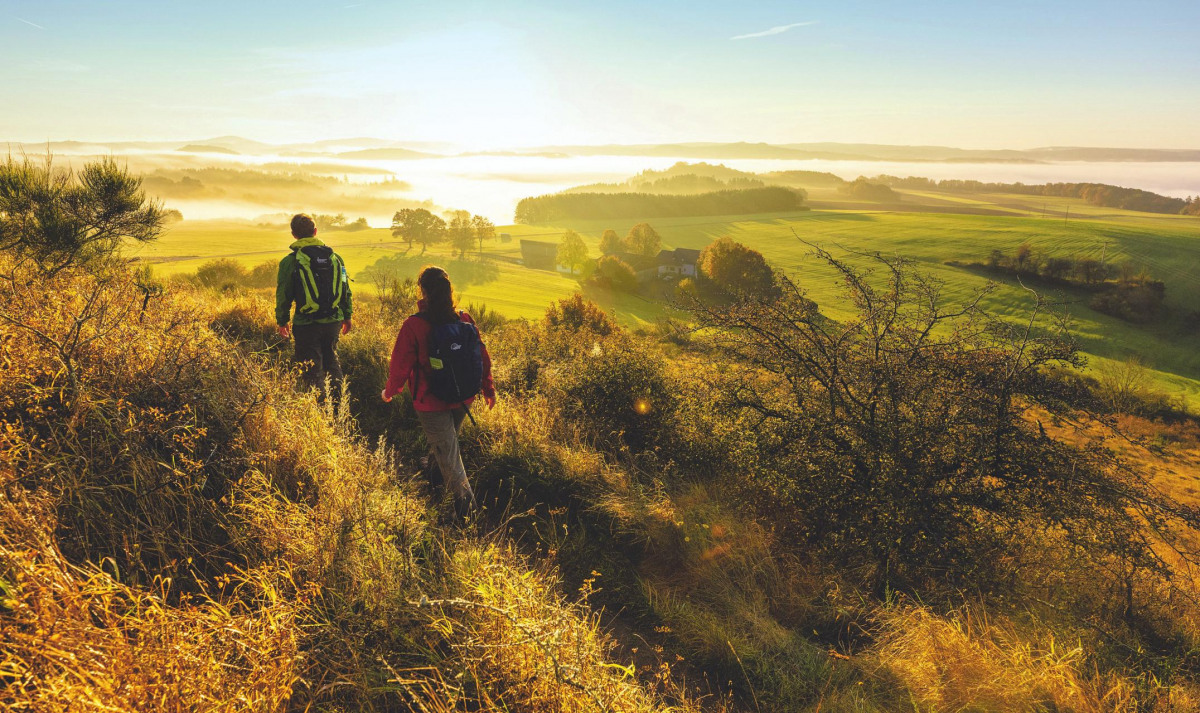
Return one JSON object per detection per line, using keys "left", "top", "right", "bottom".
{"left": 293, "top": 245, "right": 347, "bottom": 319}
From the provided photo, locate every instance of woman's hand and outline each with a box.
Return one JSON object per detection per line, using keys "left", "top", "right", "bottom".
{"left": 381, "top": 389, "right": 392, "bottom": 403}
{"left": 484, "top": 392, "right": 496, "bottom": 409}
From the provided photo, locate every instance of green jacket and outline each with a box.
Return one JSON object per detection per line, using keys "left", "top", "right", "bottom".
{"left": 276, "top": 237, "right": 353, "bottom": 326}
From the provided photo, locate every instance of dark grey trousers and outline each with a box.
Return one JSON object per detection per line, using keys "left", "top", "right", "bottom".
{"left": 293, "top": 321, "right": 343, "bottom": 397}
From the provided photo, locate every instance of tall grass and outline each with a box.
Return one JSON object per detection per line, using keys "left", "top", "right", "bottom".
{"left": 0, "top": 258, "right": 698, "bottom": 711}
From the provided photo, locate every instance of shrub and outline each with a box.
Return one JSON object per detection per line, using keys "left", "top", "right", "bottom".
{"left": 464, "top": 300, "right": 508, "bottom": 333}
{"left": 245, "top": 259, "right": 277, "bottom": 288}
{"left": 195, "top": 257, "right": 249, "bottom": 290}
{"left": 372, "top": 273, "right": 419, "bottom": 318}
{"left": 556, "top": 340, "right": 677, "bottom": 453}
{"left": 593, "top": 255, "right": 639, "bottom": 293}
{"left": 685, "top": 245, "right": 1200, "bottom": 595}
{"left": 544, "top": 294, "right": 618, "bottom": 337}
{"left": 1088, "top": 278, "right": 1166, "bottom": 323}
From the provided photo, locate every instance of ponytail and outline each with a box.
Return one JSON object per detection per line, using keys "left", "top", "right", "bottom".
{"left": 418, "top": 266, "right": 458, "bottom": 323}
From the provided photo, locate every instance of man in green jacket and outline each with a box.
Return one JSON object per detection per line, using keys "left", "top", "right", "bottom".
{"left": 276, "top": 214, "right": 353, "bottom": 400}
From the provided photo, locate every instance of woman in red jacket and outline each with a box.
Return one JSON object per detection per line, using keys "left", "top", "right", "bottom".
{"left": 381, "top": 267, "right": 496, "bottom": 515}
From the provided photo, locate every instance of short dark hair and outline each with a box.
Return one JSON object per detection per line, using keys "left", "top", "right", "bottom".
{"left": 291, "top": 213, "right": 316, "bottom": 238}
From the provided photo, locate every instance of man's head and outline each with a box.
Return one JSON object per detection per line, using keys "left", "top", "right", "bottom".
{"left": 291, "top": 213, "right": 317, "bottom": 238}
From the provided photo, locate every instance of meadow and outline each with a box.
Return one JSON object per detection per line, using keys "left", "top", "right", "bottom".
{"left": 136, "top": 186, "right": 1200, "bottom": 406}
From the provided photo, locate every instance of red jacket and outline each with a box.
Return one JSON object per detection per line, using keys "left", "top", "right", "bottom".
{"left": 384, "top": 303, "right": 496, "bottom": 411}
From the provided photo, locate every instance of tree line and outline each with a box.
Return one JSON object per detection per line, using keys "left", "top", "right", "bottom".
{"left": 514, "top": 186, "right": 806, "bottom": 224}
{"left": 563, "top": 173, "right": 767, "bottom": 196}
{"left": 980, "top": 244, "right": 1167, "bottom": 323}
{"left": 872, "top": 175, "right": 1200, "bottom": 216}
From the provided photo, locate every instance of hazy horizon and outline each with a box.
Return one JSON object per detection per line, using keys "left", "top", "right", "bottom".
{"left": 4, "top": 0, "right": 1198, "bottom": 149}
{"left": 6, "top": 135, "right": 1200, "bottom": 153}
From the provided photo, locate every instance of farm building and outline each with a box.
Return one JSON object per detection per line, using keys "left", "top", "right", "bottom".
{"left": 657, "top": 248, "right": 701, "bottom": 278}
{"left": 613, "top": 248, "right": 701, "bottom": 282}
{"left": 520, "top": 239, "right": 559, "bottom": 270}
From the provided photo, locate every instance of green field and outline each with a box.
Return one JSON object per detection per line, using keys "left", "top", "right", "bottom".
{"left": 132, "top": 192, "right": 1200, "bottom": 405}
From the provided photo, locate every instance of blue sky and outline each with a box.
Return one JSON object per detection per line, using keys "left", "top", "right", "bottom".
{"left": 3, "top": 0, "right": 1198, "bottom": 148}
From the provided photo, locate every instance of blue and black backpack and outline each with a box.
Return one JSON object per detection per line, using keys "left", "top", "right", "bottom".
{"left": 418, "top": 312, "right": 484, "bottom": 407}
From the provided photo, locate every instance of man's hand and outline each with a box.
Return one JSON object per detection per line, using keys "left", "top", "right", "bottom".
{"left": 484, "top": 392, "right": 496, "bottom": 410}
{"left": 341, "top": 319, "right": 353, "bottom": 335}
{"left": 277, "top": 324, "right": 291, "bottom": 340}
{"left": 381, "top": 389, "right": 392, "bottom": 403}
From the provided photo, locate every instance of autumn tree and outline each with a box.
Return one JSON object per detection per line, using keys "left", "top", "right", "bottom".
{"left": 698, "top": 237, "right": 778, "bottom": 299}
{"left": 599, "top": 229, "right": 621, "bottom": 255}
{"left": 594, "top": 255, "right": 638, "bottom": 292}
{"left": 556, "top": 229, "right": 589, "bottom": 274}
{"left": 622, "top": 222, "right": 661, "bottom": 256}
{"left": 391, "top": 208, "right": 446, "bottom": 253}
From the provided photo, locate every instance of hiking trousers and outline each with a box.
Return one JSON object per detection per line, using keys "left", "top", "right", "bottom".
{"left": 293, "top": 321, "right": 343, "bottom": 398}
{"left": 417, "top": 407, "right": 477, "bottom": 507}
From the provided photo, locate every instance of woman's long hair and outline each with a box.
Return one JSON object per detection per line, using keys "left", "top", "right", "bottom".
{"left": 418, "top": 266, "right": 458, "bottom": 323}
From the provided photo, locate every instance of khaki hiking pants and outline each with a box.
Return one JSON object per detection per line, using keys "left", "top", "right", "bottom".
{"left": 417, "top": 407, "right": 477, "bottom": 507}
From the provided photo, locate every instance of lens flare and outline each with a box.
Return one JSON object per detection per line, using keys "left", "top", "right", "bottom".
{"left": 634, "top": 398, "right": 652, "bottom": 415}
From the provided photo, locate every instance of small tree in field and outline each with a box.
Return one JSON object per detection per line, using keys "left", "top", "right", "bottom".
{"left": 0, "top": 156, "right": 164, "bottom": 276}
{"left": 599, "top": 229, "right": 621, "bottom": 255}
{"left": 448, "top": 210, "right": 475, "bottom": 257}
{"left": 556, "top": 229, "right": 589, "bottom": 274}
{"left": 391, "top": 208, "right": 446, "bottom": 253}
{"left": 472, "top": 214, "right": 495, "bottom": 256}
{"left": 698, "top": 236, "right": 778, "bottom": 299}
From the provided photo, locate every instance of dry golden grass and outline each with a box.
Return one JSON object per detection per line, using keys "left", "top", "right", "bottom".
{"left": 0, "top": 490, "right": 305, "bottom": 713}
{"left": 873, "top": 602, "right": 1200, "bottom": 713}
{"left": 393, "top": 540, "right": 698, "bottom": 713}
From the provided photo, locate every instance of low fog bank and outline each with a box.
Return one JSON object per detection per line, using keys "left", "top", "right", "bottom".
{"left": 10, "top": 144, "right": 1200, "bottom": 225}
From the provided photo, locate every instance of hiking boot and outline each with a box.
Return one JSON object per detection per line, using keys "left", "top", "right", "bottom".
{"left": 419, "top": 454, "right": 444, "bottom": 494}
{"left": 453, "top": 494, "right": 478, "bottom": 524}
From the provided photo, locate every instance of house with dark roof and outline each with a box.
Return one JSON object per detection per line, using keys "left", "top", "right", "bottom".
{"left": 612, "top": 251, "right": 658, "bottom": 278}
{"left": 656, "top": 248, "right": 700, "bottom": 278}
{"left": 610, "top": 248, "right": 701, "bottom": 282}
